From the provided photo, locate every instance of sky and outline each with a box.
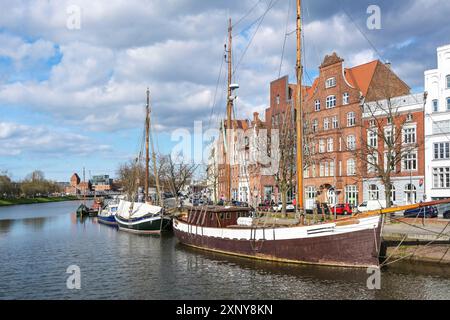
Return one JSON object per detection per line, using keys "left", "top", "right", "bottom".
{"left": 0, "top": 0, "right": 449, "bottom": 181}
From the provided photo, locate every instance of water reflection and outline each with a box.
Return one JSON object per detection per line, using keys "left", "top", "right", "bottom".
{"left": 0, "top": 201, "right": 449, "bottom": 300}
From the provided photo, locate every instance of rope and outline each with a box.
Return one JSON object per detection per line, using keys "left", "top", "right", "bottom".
{"left": 380, "top": 208, "right": 450, "bottom": 267}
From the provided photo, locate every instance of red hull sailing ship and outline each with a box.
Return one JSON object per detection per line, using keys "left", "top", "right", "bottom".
{"left": 173, "top": 0, "right": 448, "bottom": 268}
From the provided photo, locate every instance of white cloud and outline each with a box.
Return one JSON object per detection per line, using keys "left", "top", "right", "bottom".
{"left": 0, "top": 121, "right": 111, "bottom": 157}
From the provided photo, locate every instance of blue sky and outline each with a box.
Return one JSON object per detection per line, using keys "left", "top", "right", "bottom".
{"left": 0, "top": 0, "right": 449, "bottom": 181}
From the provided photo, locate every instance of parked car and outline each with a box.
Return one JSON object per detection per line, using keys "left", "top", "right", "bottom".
{"left": 404, "top": 206, "right": 438, "bottom": 218}
{"left": 444, "top": 210, "right": 450, "bottom": 219}
{"left": 273, "top": 202, "right": 295, "bottom": 212}
{"left": 357, "top": 200, "right": 387, "bottom": 213}
{"left": 330, "top": 204, "right": 353, "bottom": 215}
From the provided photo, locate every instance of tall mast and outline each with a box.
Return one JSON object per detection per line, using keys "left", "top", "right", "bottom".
{"left": 226, "top": 18, "right": 233, "bottom": 202}
{"left": 145, "top": 88, "right": 150, "bottom": 203}
{"left": 295, "top": 0, "right": 304, "bottom": 211}
{"left": 148, "top": 89, "right": 163, "bottom": 207}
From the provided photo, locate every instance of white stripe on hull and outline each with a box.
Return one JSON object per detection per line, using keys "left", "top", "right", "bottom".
{"left": 173, "top": 216, "right": 380, "bottom": 241}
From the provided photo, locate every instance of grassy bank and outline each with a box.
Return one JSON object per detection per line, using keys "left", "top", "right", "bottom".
{"left": 0, "top": 196, "right": 79, "bottom": 207}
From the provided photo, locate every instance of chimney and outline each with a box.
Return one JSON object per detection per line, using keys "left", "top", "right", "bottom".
{"left": 253, "top": 112, "right": 259, "bottom": 123}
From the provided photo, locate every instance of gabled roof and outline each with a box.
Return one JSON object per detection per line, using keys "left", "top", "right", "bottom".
{"left": 344, "top": 60, "right": 379, "bottom": 96}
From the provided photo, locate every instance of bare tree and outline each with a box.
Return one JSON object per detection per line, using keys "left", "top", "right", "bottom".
{"left": 116, "top": 159, "right": 145, "bottom": 201}
{"left": 160, "top": 153, "right": 198, "bottom": 203}
{"left": 351, "top": 96, "right": 423, "bottom": 208}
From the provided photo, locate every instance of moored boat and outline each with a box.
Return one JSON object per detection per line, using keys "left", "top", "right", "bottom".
{"left": 76, "top": 204, "right": 89, "bottom": 217}
{"left": 115, "top": 200, "right": 172, "bottom": 234}
{"left": 173, "top": 206, "right": 382, "bottom": 268}
{"left": 97, "top": 200, "right": 119, "bottom": 226}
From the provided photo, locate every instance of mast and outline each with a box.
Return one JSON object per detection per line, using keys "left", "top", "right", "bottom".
{"left": 145, "top": 88, "right": 150, "bottom": 203}
{"left": 82, "top": 167, "right": 86, "bottom": 205}
{"left": 148, "top": 89, "right": 163, "bottom": 207}
{"left": 225, "top": 18, "right": 233, "bottom": 202}
{"left": 295, "top": 0, "right": 304, "bottom": 212}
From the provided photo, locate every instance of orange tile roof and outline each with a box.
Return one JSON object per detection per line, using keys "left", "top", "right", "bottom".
{"left": 344, "top": 60, "right": 379, "bottom": 96}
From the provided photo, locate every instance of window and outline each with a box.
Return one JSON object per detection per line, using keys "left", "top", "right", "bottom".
{"left": 434, "top": 142, "right": 450, "bottom": 160}
{"left": 347, "top": 135, "right": 356, "bottom": 150}
{"left": 332, "top": 116, "right": 339, "bottom": 129}
{"left": 325, "top": 77, "right": 336, "bottom": 88}
{"left": 447, "top": 97, "right": 450, "bottom": 111}
{"left": 324, "top": 162, "right": 329, "bottom": 177}
{"left": 433, "top": 99, "right": 438, "bottom": 112}
{"left": 369, "top": 119, "right": 376, "bottom": 127}
{"left": 387, "top": 117, "right": 392, "bottom": 125}
{"left": 315, "top": 100, "right": 321, "bottom": 111}
{"left": 368, "top": 129, "right": 378, "bottom": 148}
{"left": 403, "top": 126, "right": 416, "bottom": 144}
{"left": 306, "top": 187, "right": 317, "bottom": 200}
{"left": 330, "top": 161, "right": 335, "bottom": 177}
{"left": 304, "top": 168, "right": 309, "bottom": 178}
{"left": 312, "top": 164, "right": 316, "bottom": 178}
{"left": 345, "top": 185, "right": 358, "bottom": 207}
{"left": 404, "top": 184, "right": 417, "bottom": 204}
{"left": 384, "top": 152, "right": 396, "bottom": 171}
{"left": 324, "top": 118, "right": 330, "bottom": 130}
{"left": 433, "top": 167, "right": 450, "bottom": 189}
{"left": 326, "top": 95, "right": 337, "bottom": 109}
{"left": 385, "top": 127, "right": 394, "bottom": 146}
{"left": 312, "top": 119, "right": 318, "bottom": 133}
{"left": 367, "top": 153, "right": 379, "bottom": 173}
{"left": 403, "top": 152, "right": 418, "bottom": 171}
{"left": 347, "top": 159, "right": 356, "bottom": 176}
{"left": 390, "top": 186, "right": 396, "bottom": 203}
{"left": 447, "top": 75, "right": 450, "bottom": 89}
{"left": 320, "top": 163, "right": 324, "bottom": 177}
{"left": 406, "top": 113, "right": 413, "bottom": 122}
{"left": 347, "top": 112, "right": 356, "bottom": 127}
{"left": 343, "top": 92, "right": 349, "bottom": 105}
{"left": 327, "top": 138, "right": 334, "bottom": 152}
{"left": 276, "top": 95, "right": 280, "bottom": 105}
{"left": 319, "top": 139, "right": 325, "bottom": 153}
{"left": 368, "top": 185, "right": 379, "bottom": 200}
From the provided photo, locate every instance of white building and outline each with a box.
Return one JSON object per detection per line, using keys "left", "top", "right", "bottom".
{"left": 362, "top": 93, "right": 425, "bottom": 206}
{"left": 424, "top": 44, "right": 450, "bottom": 201}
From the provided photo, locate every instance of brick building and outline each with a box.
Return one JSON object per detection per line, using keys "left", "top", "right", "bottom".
{"left": 302, "top": 53, "right": 410, "bottom": 209}
{"left": 215, "top": 52, "right": 419, "bottom": 209}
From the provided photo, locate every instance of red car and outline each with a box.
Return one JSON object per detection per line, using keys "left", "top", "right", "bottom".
{"left": 330, "top": 204, "right": 353, "bottom": 215}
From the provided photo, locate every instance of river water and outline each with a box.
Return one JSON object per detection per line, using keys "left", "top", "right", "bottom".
{"left": 0, "top": 201, "right": 449, "bottom": 300}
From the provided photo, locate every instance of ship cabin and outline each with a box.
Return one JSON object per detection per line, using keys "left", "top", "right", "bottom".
{"left": 186, "top": 206, "right": 253, "bottom": 228}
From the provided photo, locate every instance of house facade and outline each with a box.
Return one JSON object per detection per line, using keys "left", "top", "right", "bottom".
{"left": 424, "top": 44, "right": 450, "bottom": 201}
{"left": 362, "top": 93, "right": 425, "bottom": 206}
{"left": 302, "top": 53, "right": 410, "bottom": 209}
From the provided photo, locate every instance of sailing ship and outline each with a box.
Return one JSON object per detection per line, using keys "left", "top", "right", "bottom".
{"left": 115, "top": 89, "right": 172, "bottom": 234}
{"left": 172, "top": 2, "right": 450, "bottom": 268}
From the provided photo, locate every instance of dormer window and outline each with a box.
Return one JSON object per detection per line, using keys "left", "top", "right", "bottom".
{"left": 326, "top": 77, "right": 336, "bottom": 88}
{"left": 343, "top": 92, "right": 349, "bottom": 105}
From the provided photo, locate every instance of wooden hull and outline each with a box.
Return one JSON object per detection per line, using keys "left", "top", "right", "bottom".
{"left": 173, "top": 216, "right": 382, "bottom": 268}
{"left": 115, "top": 215, "right": 172, "bottom": 235}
